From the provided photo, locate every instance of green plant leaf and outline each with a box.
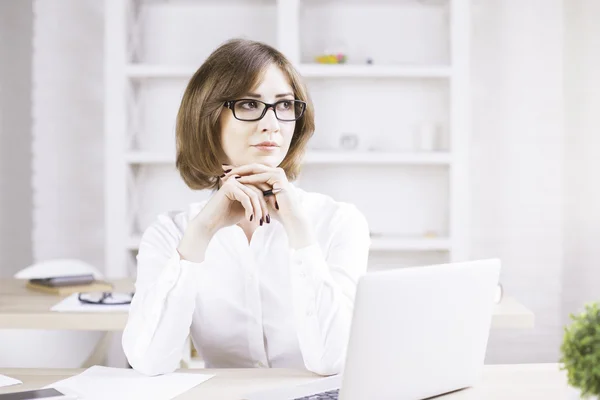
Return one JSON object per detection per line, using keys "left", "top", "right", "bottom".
{"left": 561, "top": 302, "right": 600, "bottom": 397}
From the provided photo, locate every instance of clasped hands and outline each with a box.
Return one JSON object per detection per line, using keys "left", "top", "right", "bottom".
{"left": 220, "top": 163, "right": 299, "bottom": 222}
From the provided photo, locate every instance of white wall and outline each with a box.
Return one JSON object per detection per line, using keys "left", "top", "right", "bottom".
{"left": 31, "top": 0, "right": 105, "bottom": 270}
{"left": 562, "top": 0, "right": 600, "bottom": 324}
{"left": 0, "top": 0, "right": 33, "bottom": 278}
{"left": 471, "top": 0, "right": 565, "bottom": 363}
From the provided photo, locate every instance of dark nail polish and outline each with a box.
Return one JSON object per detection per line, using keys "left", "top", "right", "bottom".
{"left": 250, "top": 214, "right": 253, "bottom": 222}
{"left": 235, "top": 176, "right": 241, "bottom": 179}
{"left": 219, "top": 173, "right": 226, "bottom": 178}
{"left": 266, "top": 215, "right": 271, "bottom": 224}
{"left": 260, "top": 218, "right": 264, "bottom": 226}
{"left": 224, "top": 169, "right": 232, "bottom": 173}
{"left": 275, "top": 201, "right": 279, "bottom": 210}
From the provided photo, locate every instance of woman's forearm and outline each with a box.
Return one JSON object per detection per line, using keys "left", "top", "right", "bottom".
{"left": 176, "top": 220, "right": 215, "bottom": 263}
{"left": 123, "top": 251, "right": 206, "bottom": 376}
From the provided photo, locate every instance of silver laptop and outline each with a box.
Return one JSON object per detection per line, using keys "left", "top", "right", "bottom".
{"left": 245, "top": 259, "right": 501, "bottom": 400}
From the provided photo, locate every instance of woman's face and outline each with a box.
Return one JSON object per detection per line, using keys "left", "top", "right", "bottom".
{"left": 219, "top": 64, "right": 296, "bottom": 168}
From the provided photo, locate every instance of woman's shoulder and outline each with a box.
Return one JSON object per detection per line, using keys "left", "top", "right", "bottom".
{"left": 295, "top": 187, "right": 368, "bottom": 228}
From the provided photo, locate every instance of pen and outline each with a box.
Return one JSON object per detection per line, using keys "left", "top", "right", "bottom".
{"left": 262, "top": 188, "right": 283, "bottom": 197}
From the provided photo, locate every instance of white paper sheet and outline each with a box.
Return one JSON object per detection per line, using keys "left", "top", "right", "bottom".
{"left": 51, "top": 294, "right": 130, "bottom": 312}
{"left": 0, "top": 374, "right": 22, "bottom": 388}
{"left": 44, "top": 366, "right": 214, "bottom": 400}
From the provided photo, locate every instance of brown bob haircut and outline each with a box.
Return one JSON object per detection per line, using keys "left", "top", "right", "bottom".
{"left": 175, "top": 38, "right": 315, "bottom": 191}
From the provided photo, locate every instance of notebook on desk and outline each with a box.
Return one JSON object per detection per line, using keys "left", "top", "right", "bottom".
{"left": 26, "top": 281, "right": 113, "bottom": 296}
{"left": 0, "top": 388, "right": 75, "bottom": 400}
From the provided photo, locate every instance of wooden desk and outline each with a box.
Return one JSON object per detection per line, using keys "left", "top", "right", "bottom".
{"left": 0, "top": 279, "right": 134, "bottom": 331}
{"left": 0, "top": 279, "right": 534, "bottom": 330}
{"left": 0, "top": 364, "right": 571, "bottom": 399}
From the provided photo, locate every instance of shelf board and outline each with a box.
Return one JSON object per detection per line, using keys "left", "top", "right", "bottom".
{"left": 297, "top": 64, "right": 451, "bottom": 78}
{"left": 369, "top": 237, "right": 451, "bottom": 251}
{"left": 126, "top": 65, "right": 195, "bottom": 79}
{"left": 125, "top": 64, "right": 452, "bottom": 79}
{"left": 124, "top": 151, "right": 451, "bottom": 166}
{"left": 303, "top": 151, "right": 451, "bottom": 165}
{"left": 128, "top": 235, "right": 450, "bottom": 252}
{"left": 125, "top": 151, "right": 174, "bottom": 164}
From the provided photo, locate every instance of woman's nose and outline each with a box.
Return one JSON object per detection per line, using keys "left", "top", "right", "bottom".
{"left": 260, "top": 107, "right": 280, "bottom": 132}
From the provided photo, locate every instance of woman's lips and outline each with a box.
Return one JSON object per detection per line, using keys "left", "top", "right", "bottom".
{"left": 253, "top": 145, "right": 279, "bottom": 151}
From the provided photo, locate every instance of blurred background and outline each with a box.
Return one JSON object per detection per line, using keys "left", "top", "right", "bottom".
{"left": 0, "top": 0, "right": 598, "bottom": 367}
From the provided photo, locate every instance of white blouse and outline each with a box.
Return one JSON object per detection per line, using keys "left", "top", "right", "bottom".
{"left": 121, "top": 186, "right": 370, "bottom": 376}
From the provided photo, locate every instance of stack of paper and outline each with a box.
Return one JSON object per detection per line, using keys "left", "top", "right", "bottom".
{"left": 44, "top": 366, "right": 213, "bottom": 400}
{"left": 0, "top": 374, "right": 21, "bottom": 389}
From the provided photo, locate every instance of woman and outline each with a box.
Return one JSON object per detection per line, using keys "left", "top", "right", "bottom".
{"left": 122, "top": 38, "right": 370, "bottom": 377}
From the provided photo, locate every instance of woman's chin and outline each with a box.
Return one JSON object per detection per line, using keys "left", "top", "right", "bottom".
{"left": 250, "top": 155, "right": 283, "bottom": 168}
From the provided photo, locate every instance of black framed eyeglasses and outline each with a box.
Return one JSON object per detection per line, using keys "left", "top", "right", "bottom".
{"left": 78, "top": 291, "right": 134, "bottom": 305}
{"left": 224, "top": 99, "right": 306, "bottom": 122}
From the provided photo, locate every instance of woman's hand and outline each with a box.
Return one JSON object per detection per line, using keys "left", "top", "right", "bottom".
{"left": 221, "top": 164, "right": 298, "bottom": 221}
{"left": 178, "top": 172, "right": 273, "bottom": 262}
{"left": 191, "top": 172, "right": 272, "bottom": 235}
{"left": 222, "top": 163, "right": 316, "bottom": 249}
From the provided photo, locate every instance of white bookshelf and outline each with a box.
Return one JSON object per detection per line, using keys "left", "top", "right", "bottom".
{"left": 126, "top": 63, "right": 452, "bottom": 79}
{"left": 369, "top": 237, "right": 451, "bottom": 252}
{"left": 106, "top": 0, "right": 471, "bottom": 368}
{"left": 106, "top": 0, "right": 470, "bottom": 272}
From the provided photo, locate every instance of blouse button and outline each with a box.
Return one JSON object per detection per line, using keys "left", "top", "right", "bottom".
{"left": 166, "top": 270, "right": 178, "bottom": 286}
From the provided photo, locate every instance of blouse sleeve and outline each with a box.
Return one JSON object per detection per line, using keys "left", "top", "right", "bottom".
{"left": 288, "top": 204, "right": 370, "bottom": 375}
{"left": 121, "top": 213, "right": 208, "bottom": 376}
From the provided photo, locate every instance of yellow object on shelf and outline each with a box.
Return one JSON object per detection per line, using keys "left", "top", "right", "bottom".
{"left": 315, "top": 53, "right": 347, "bottom": 64}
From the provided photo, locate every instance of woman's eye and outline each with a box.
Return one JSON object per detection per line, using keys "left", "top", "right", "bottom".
{"left": 241, "top": 101, "right": 257, "bottom": 109}
{"left": 279, "top": 101, "right": 292, "bottom": 109}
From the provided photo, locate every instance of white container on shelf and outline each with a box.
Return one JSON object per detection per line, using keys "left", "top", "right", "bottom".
{"left": 415, "top": 122, "right": 441, "bottom": 151}
{"left": 337, "top": 132, "right": 371, "bottom": 152}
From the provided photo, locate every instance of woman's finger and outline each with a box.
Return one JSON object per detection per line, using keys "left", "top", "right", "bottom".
{"left": 255, "top": 182, "right": 278, "bottom": 213}
{"left": 242, "top": 181, "right": 276, "bottom": 214}
{"left": 244, "top": 184, "right": 270, "bottom": 225}
{"left": 235, "top": 173, "right": 274, "bottom": 185}
{"left": 222, "top": 165, "right": 285, "bottom": 213}
{"left": 234, "top": 174, "right": 284, "bottom": 210}
{"left": 223, "top": 179, "right": 254, "bottom": 222}
{"left": 222, "top": 163, "right": 270, "bottom": 177}
{"left": 232, "top": 179, "right": 263, "bottom": 224}
{"left": 233, "top": 169, "right": 287, "bottom": 190}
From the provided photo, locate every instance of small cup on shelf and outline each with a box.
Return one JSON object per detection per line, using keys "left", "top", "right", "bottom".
{"left": 414, "top": 122, "right": 441, "bottom": 152}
